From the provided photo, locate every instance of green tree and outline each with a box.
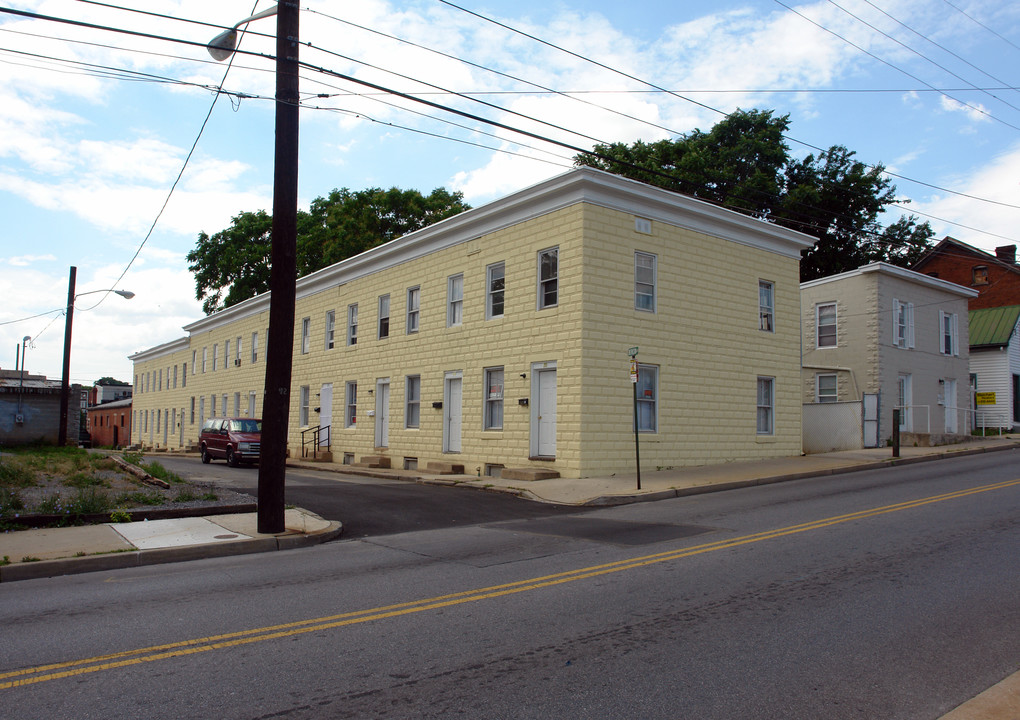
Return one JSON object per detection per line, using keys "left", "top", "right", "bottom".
{"left": 574, "top": 109, "right": 933, "bottom": 281}
{"left": 188, "top": 187, "right": 469, "bottom": 315}
{"left": 95, "top": 377, "right": 128, "bottom": 386}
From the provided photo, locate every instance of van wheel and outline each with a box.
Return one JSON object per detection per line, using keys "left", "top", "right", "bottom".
{"left": 201, "top": 446, "right": 211, "bottom": 464}
{"left": 227, "top": 447, "right": 238, "bottom": 467}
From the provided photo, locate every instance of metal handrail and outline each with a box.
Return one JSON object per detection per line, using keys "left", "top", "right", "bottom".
{"left": 301, "top": 424, "right": 331, "bottom": 458}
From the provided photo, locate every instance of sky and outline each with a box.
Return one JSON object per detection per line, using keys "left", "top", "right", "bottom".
{"left": 1, "top": 0, "right": 1019, "bottom": 386}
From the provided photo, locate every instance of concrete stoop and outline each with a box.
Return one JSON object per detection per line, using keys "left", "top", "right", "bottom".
{"left": 355, "top": 455, "right": 391, "bottom": 469}
{"left": 500, "top": 467, "right": 561, "bottom": 481}
{"left": 301, "top": 451, "right": 334, "bottom": 463}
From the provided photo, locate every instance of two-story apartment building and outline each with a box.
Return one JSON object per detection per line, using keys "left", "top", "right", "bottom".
{"left": 801, "top": 263, "right": 977, "bottom": 444}
{"left": 131, "top": 168, "right": 813, "bottom": 479}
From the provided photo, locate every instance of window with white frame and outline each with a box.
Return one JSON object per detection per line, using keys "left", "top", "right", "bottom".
{"left": 224, "top": 339, "right": 230, "bottom": 367}
{"left": 893, "top": 298, "right": 915, "bottom": 348}
{"left": 757, "top": 377, "right": 775, "bottom": 435}
{"left": 940, "top": 310, "right": 958, "bottom": 355}
{"left": 816, "top": 373, "right": 837, "bottom": 403}
{"left": 301, "top": 317, "right": 310, "bottom": 354}
{"left": 248, "top": 392, "right": 256, "bottom": 417}
{"left": 487, "top": 262, "right": 505, "bottom": 319}
{"left": 173, "top": 365, "right": 178, "bottom": 389}
{"left": 345, "top": 382, "right": 357, "bottom": 427}
{"left": 299, "top": 385, "right": 310, "bottom": 427}
{"left": 347, "top": 304, "right": 358, "bottom": 346}
{"left": 222, "top": 394, "right": 227, "bottom": 415}
{"left": 236, "top": 336, "right": 242, "bottom": 365}
{"left": 759, "top": 280, "right": 774, "bottom": 332}
{"left": 816, "top": 303, "right": 837, "bottom": 348}
{"left": 192, "top": 350, "right": 197, "bottom": 375}
{"left": 635, "top": 252, "right": 656, "bottom": 312}
{"left": 407, "top": 286, "right": 420, "bottom": 333}
{"left": 378, "top": 295, "right": 390, "bottom": 339}
{"left": 190, "top": 397, "right": 195, "bottom": 424}
{"left": 251, "top": 331, "right": 258, "bottom": 363}
{"left": 484, "top": 367, "right": 504, "bottom": 430}
{"left": 202, "top": 347, "right": 207, "bottom": 373}
{"left": 325, "top": 310, "right": 335, "bottom": 350}
{"left": 635, "top": 364, "right": 658, "bottom": 432}
{"left": 405, "top": 375, "right": 420, "bottom": 428}
{"left": 447, "top": 274, "right": 464, "bottom": 327}
{"left": 182, "top": 363, "right": 186, "bottom": 388}
{"left": 538, "top": 247, "right": 558, "bottom": 309}
{"left": 211, "top": 394, "right": 217, "bottom": 416}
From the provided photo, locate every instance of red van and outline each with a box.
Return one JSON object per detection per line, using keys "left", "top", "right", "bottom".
{"left": 199, "top": 417, "right": 262, "bottom": 467}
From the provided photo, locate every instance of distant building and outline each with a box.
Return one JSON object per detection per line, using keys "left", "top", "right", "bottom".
{"left": 912, "top": 237, "right": 1020, "bottom": 309}
{"left": 968, "top": 305, "right": 1020, "bottom": 431}
{"left": 89, "top": 383, "right": 133, "bottom": 406}
{"left": 86, "top": 397, "right": 132, "bottom": 448}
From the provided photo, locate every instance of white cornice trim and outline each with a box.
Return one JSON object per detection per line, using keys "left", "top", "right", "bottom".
{"left": 801, "top": 261, "right": 979, "bottom": 298}
{"left": 182, "top": 168, "right": 816, "bottom": 336}
{"left": 128, "top": 336, "right": 190, "bottom": 362}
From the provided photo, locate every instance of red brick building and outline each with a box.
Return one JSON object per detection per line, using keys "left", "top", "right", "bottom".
{"left": 912, "top": 237, "right": 1020, "bottom": 309}
{"left": 86, "top": 398, "right": 132, "bottom": 448}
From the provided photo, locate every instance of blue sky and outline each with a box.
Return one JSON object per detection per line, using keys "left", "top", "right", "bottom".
{"left": 2, "top": 0, "right": 1019, "bottom": 384}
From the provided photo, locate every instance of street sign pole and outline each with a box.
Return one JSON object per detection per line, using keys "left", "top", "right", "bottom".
{"left": 629, "top": 347, "right": 640, "bottom": 490}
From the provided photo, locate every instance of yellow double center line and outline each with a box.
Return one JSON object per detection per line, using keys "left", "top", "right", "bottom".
{"left": 4, "top": 478, "right": 1018, "bottom": 690}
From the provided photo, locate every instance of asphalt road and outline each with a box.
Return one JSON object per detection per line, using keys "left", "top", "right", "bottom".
{"left": 2, "top": 452, "right": 1017, "bottom": 719}
{"left": 152, "top": 455, "right": 586, "bottom": 537}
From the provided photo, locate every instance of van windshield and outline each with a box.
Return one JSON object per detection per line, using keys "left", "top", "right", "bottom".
{"left": 229, "top": 419, "right": 261, "bottom": 433}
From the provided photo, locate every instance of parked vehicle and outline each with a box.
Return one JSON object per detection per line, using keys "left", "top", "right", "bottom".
{"left": 199, "top": 417, "right": 262, "bottom": 467}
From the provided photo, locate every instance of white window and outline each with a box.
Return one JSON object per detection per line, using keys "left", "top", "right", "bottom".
{"left": 405, "top": 375, "right": 420, "bottom": 429}
{"left": 940, "top": 310, "right": 958, "bottom": 356}
{"left": 635, "top": 252, "right": 656, "bottom": 312}
{"left": 759, "top": 280, "right": 774, "bottom": 332}
{"left": 538, "top": 247, "right": 558, "bottom": 309}
{"left": 447, "top": 274, "right": 463, "bottom": 327}
{"left": 251, "top": 331, "right": 258, "bottom": 363}
{"left": 211, "top": 394, "right": 217, "bottom": 416}
{"left": 407, "top": 286, "right": 420, "bottom": 334}
{"left": 893, "top": 299, "right": 915, "bottom": 348}
{"left": 158, "top": 369, "right": 162, "bottom": 391}
{"left": 301, "top": 317, "right": 310, "bottom": 354}
{"left": 172, "top": 365, "right": 178, "bottom": 389}
{"left": 222, "top": 394, "right": 227, "bottom": 416}
{"left": 202, "top": 347, "right": 208, "bottom": 373}
{"left": 192, "top": 350, "right": 197, "bottom": 375}
{"left": 635, "top": 364, "right": 658, "bottom": 432}
{"left": 816, "top": 373, "right": 837, "bottom": 403}
{"left": 898, "top": 374, "right": 912, "bottom": 431}
{"left": 484, "top": 367, "right": 504, "bottom": 430}
{"left": 190, "top": 397, "right": 195, "bottom": 424}
{"left": 236, "top": 336, "right": 242, "bottom": 365}
{"left": 347, "top": 304, "right": 358, "bottom": 346}
{"left": 299, "top": 385, "right": 310, "bottom": 427}
{"left": 182, "top": 363, "right": 186, "bottom": 388}
{"left": 224, "top": 339, "right": 230, "bottom": 367}
{"left": 212, "top": 344, "right": 218, "bottom": 371}
{"left": 378, "top": 295, "right": 390, "bottom": 339}
{"left": 757, "top": 377, "right": 774, "bottom": 435}
{"left": 816, "top": 303, "right": 837, "bottom": 348}
{"left": 248, "top": 392, "right": 256, "bottom": 417}
{"left": 487, "top": 262, "right": 505, "bottom": 319}
{"left": 345, "top": 381, "right": 357, "bottom": 427}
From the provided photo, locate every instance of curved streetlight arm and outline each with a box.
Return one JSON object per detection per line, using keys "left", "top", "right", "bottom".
{"left": 75, "top": 288, "right": 135, "bottom": 301}
{"left": 207, "top": 5, "right": 279, "bottom": 61}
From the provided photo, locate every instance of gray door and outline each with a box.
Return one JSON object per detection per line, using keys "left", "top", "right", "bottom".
{"left": 863, "top": 393, "right": 879, "bottom": 447}
{"left": 535, "top": 369, "right": 557, "bottom": 457}
{"left": 320, "top": 383, "right": 333, "bottom": 448}
{"left": 375, "top": 379, "right": 390, "bottom": 448}
{"left": 444, "top": 374, "right": 462, "bottom": 453}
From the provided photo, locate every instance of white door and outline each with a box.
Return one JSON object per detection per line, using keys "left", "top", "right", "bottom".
{"left": 180, "top": 408, "right": 185, "bottom": 447}
{"left": 535, "top": 369, "right": 557, "bottom": 457}
{"left": 320, "top": 383, "right": 333, "bottom": 447}
{"left": 898, "top": 374, "right": 912, "bottom": 432}
{"left": 375, "top": 379, "right": 390, "bottom": 448}
{"left": 944, "top": 379, "right": 958, "bottom": 433}
{"left": 862, "top": 393, "right": 879, "bottom": 448}
{"left": 444, "top": 373, "right": 462, "bottom": 453}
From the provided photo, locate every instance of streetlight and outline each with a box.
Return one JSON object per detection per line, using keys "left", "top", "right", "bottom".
{"left": 56, "top": 266, "right": 135, "bottom": 446}
{"left": 207, "top": 2, "right": 299, "bottom": 534}
{"left": 17, "top": 335, "right": 30, "bottom": 418}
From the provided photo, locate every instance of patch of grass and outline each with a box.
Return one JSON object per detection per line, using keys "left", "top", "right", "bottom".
{"left": 115, "top": 491, "right": 165, "bottom": 507}
{"left": 0, "top": 555, "right": 9, "bottom": 566}
{"left": 21, "top": 556, "right": 40, "bottom": 563}
{"left": 68, "top": 486, "right": 112, "bottom": 515}
{"left": 141, "top": 461, "right": 184, "bottom": 484}
{"left": 37, "top": 494, "right": 66, "bottom": 514}
{"left": 109, "top": 509, "right": 132, "bottom": 523}
{"left": 0, "top": 488, "right": 25, "bottom": 518}
{"left": 63, "top": 471, "right": 107, "bottom": 489}
{"left": 121, "top": 451, "right": 144, "bottom": 465}
{"left": 0, "top": 458, "right": 36, "bottom": 488}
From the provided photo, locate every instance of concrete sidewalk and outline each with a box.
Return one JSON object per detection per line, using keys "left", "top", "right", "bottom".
{"left": 2, "top": 435, "right": 1017, "bottom": 583}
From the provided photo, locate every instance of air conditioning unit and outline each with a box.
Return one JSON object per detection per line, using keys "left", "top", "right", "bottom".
{"left": 234, "top": 359, "right": 241, "bottom": 366}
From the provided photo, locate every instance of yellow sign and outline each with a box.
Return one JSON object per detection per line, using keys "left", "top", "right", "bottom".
{"left": 975, "top": 392, "right": 996, "bottom": 405}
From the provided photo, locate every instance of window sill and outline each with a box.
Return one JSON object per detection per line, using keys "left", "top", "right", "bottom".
{"left": 528, "top": 455, "right": 556, "bottom": 461}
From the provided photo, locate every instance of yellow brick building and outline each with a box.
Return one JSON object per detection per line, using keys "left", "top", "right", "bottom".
{"left": 130, "top": 168, "right": 813, "bottom": 479}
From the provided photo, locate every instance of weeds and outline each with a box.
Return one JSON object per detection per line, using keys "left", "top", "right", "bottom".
{"left": 64, "top": 471, "right": 108, "bottom": 489}
{"left": 0, "top": 488, "right": 25, "bottom": 517}
{"left": 115, "top": 491, "right": 164, "bottom": 506}
{"left": 141, "top": 461, "right": 184, "bottom": 484}
{"left": 0, "top": 458, "right": 36, "bottom": 488}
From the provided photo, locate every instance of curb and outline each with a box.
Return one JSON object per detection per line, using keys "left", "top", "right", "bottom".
{"left": 0, "top": 515, "right": 343, "bottom": 583}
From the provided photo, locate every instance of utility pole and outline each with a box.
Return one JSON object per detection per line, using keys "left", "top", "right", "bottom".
{"left": 257, "top": 2, "right": 300, "bottom": 534}
{"left": 57, "top": 265, "right": 77, "bottom": 446}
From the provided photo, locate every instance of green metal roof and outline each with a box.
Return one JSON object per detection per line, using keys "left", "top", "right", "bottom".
{"left": 969, "top": 305, "right": 1020, "bottom": 348}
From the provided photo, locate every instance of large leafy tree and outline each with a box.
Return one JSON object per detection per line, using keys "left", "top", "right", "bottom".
{"left": 575, "top": 109, "right": 933, "bottom": 281}
{"left": 188, "top": 187, "right": 469, "bottom": 315}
